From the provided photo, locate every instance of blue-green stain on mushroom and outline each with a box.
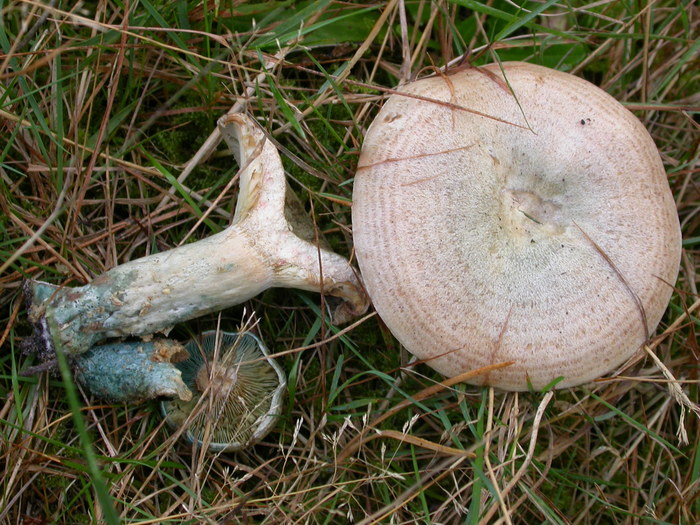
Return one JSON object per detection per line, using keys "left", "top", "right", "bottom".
{"left": 24, "top": 270, "right": 140, "bottom": 358}
{"left": 73, "top": 339, "right": 192, "bottom": 404}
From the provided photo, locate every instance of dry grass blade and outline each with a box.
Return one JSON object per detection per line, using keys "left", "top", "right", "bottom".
{"left": 574, "top": 221, "right": 650, "bottom": 339}
{"left": 352, "top": 429, "right": 476, "bottom": 458}
{"left": 336, "top": 362, "right": 513, "bottom": 463}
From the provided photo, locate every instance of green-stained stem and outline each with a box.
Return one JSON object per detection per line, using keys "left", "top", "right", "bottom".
{"left": 73, "top": 339, "right": 192, "bottom": 404}
{"left": 24, "top": 114, "right": 368, "bottom": 359}
{"left": 25, "top": 225, "right": 273, "bottom": 358}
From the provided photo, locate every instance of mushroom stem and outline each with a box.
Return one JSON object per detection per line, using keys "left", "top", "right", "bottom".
{"left": 24, "top": 114, "right": 368, "bottom": 359}
{"left": 73, "top": 339, "right": 192, "bottom": 404}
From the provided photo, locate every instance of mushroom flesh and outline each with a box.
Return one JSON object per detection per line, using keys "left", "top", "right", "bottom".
{"left": 352, "top": 62, "right": 681, "bottom": 391}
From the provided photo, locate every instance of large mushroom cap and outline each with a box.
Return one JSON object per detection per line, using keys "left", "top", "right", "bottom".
{"left": 352, "top": 62, "right": 681, "bottom": 391}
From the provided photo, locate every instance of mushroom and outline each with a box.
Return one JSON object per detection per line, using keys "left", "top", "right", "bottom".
{"left": 160, "top": 330, "right": 285, "bottom": 452}
{"left": 352, "top": 62, "right": 681, "bottom": 391}
{"left": 23, "top": 114, "right": 368, "bottom": 362}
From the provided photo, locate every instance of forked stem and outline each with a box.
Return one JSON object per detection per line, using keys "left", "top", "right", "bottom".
{"left": 24, "top": 114, "right": 368, "bottom": 360}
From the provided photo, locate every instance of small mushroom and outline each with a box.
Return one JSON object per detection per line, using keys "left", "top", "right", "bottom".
{"left": 352, "top": 62, "right": 682, "bottom": 391}
{"left": 23, "top": 114, "right": 368, "bottom": 361}
{"left": 160, "top": 330, "right": 285, "bottom": 452}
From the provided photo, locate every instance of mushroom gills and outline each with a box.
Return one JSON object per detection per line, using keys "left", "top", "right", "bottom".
{"left": 161, "top": 331, "right": 286, "bottom": 452}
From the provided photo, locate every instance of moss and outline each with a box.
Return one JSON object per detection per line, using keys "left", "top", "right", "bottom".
{"left": 147, "top": 97, "right": 218, "bottom": 167}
